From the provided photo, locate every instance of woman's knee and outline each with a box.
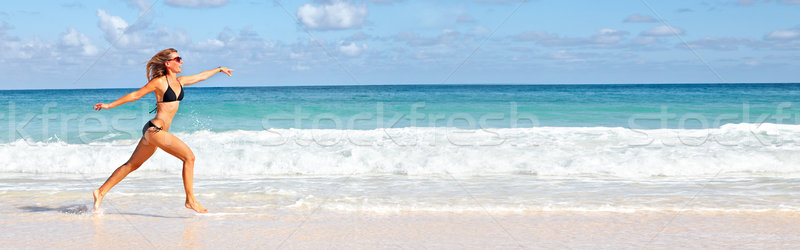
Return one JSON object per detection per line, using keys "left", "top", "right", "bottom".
{"left": 184, "top": 153, "right": 195, "bottom": 164}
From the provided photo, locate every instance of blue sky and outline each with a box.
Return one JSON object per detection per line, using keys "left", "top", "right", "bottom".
{"left": 0, "top": 0, "right": 798, "bottom": 89}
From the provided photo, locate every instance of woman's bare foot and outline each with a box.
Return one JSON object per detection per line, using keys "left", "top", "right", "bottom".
{"left": 185, "top": 199, "right": 208, "bottom": 213}
{"left": 92, "top": 189, "right": 104, "bottom": 212}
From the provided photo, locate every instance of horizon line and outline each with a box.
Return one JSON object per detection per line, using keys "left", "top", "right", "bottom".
{"left": 3, "top": 82, "right": 800, "bottom": 91}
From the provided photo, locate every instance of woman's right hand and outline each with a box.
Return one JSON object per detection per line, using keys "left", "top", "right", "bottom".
{"left": 94, "top": 103, "right": 111, "bottom": 111}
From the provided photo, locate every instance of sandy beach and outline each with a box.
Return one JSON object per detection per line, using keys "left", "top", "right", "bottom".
{"left": 2, "top": 207, "right": 799, "bottom": 249}
{"left": 3, "top": 172, "right": 800, "bottom": 249}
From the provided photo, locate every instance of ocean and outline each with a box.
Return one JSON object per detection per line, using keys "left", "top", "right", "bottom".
{"left": 2, "top": 84, "right": 800, "bottom": 248}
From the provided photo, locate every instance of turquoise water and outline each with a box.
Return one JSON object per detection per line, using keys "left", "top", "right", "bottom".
{"left": 2, "top": 83, "right": 799, "bottom": 143}
{"left": 3, "top": 84, "right": 800, "bottom": 213}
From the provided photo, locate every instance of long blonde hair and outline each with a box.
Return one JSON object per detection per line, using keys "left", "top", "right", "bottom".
{"left": 146, "top": 48, "right": 177, "bottom": 81}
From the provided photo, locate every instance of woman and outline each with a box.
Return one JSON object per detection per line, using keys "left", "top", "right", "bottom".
{"left": 92, "top": 48, "right": 233, "bottom": 213}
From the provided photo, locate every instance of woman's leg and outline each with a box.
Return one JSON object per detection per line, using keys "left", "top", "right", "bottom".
{"left": 93, "top": 138, "right": 158, "bottom": 211}
{"left": 144, "top": 129, "right": 207, "bottom": 213}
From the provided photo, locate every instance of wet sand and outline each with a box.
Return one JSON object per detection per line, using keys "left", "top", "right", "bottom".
{"left": 2, "top": 209, "right": 799, "bottom": 249}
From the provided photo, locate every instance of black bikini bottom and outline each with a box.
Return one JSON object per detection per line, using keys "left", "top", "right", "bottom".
{"left": 142, "top": 120, "right": 163, "bottom": 135}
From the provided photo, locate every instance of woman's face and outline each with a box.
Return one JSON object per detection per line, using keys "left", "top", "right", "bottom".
{"left": 165, "top": 52, "right": 182, "bottom": 74}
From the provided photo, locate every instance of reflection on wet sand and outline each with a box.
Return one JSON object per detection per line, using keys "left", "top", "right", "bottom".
{"left": 180, "top": 217, "right": 206, "bottom": 248}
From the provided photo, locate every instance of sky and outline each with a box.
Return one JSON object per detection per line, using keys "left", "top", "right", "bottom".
{"left": 0, "top": 0, "right": 798, "bottom": 89}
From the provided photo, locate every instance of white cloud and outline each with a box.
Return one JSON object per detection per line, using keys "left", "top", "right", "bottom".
{"left": 124, "top": 0, "right": 154, "bottom": 16}
{"left": 197, "top": 27, "right": 275, "bottom": 64}
{"left": 394, "top": 29, "right": 465, "bottom": 47}
{"left": 164, "top": 0, "right": 229, "bottom": 8}
{"left": 623, "top": 14, "right": 656, "bottom": 23}
{"left": 155, "top": 26, "right": 192, "bottom": 46}
{"left": 338, "top": 41, "right": 367, "bottom": 56}
{"left": 0, "top": 23, "right": 104, "bottom": 78}
{"left": 297, "top": 0, "right": 368, "bottom": 30}
{"left": 762, "top": 28, "right": 800, "bottom": 50}
{"left": 96, "top": 9, "right": 193, "bottom": 51}
{"left": 413, "top": 50, "right": 430, "bottom": 61}
{"left": 682, "top": 37, "right": 757, "bottom": 51}
{"left": 59, "top": 27, "right": 99, "bottom": 56}
{"left": 642, "top": 25, "right": 684, "bottom": 36}
{"left": 546, "top": 50, "right": 586, "bottom": 63}
{"left": 0, "top": 25, "right": 52, "bottom": 62}
{"left": 744, "top": 60, "right": 760, "bottom": 67}
{"left": 765, "top": 29, "right": 800, "bottom": 40}
{"left": 292, "top": 64, "right": 310, "bottom": 71}
{"left": 289, "top": 52, "right": 307, "bottom": 60}
{"left": 195, "top": 38, "right": 225, "bottom": 51}
{"left": 514, "top": 31, "right": 559, "bottom": 41}
{"left": 514, "top": 28, "right": 628, "bottom": 48}
{"left": 439, "top": 29, "right": 460, "bottom": 43}
{"left": 96, "top": 9, "right": 143, "bottom": 48}
{"left": 96, "top": 9, "right": 127, "bottom": 39}
{"left": 590, "top": 28, "right": 628, "bottom": 44}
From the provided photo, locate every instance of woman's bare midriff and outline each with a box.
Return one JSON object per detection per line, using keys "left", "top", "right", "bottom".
{"left": 152, "top": 102, "right": 180, "bottom": 131}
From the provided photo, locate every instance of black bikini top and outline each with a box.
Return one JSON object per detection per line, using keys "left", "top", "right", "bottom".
{"left": 160, "top": 77, "right": 183, "bottom": 103}
{"left": 149, "top": 77, "right": 183, "bottom": 114}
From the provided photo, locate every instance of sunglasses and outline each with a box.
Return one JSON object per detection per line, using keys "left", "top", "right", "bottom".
{"left": 169, "top": 56, "right": 182, "bottom": 63}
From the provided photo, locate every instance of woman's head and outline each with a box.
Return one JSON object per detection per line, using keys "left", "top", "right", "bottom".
{"left": 146, "top": 48, "right": 182, "bottom": 81}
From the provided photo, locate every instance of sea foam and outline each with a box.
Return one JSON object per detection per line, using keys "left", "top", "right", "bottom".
{"left": 2, "top": 123, "right": 800, "bottom": 178}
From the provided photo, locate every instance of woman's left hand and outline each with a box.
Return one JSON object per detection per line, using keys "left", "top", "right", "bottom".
{"left": 94, "top": 103, "right": 111, "bottom": 111}
{"left": 219, "top": 67, "right": 234, "bottom": 76}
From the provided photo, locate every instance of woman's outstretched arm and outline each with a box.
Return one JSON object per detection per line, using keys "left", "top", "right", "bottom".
{"left": 178, "top": 67, "right": 234, "bottom": 86}
{"left": 94, "top": 80, "right": 157, "bottom": 111}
